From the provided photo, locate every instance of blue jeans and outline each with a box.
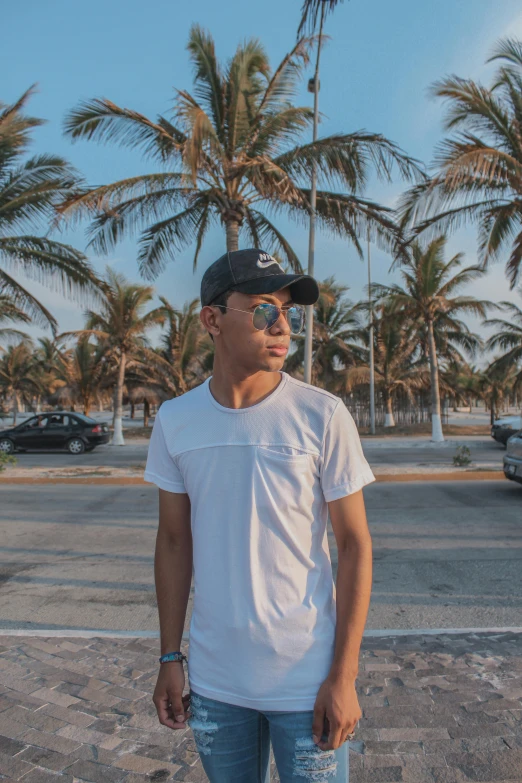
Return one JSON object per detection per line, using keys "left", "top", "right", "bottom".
{"left": 187, "top": 688, "right": 349, "bottom": 782}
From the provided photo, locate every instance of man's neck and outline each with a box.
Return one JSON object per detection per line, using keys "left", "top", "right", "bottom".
{"left": 209, "top": 363, "right": 282, "bottom": 410}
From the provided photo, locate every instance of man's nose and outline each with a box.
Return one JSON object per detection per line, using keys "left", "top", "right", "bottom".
{"left": 269, "top": 310, "right": 291, "bottom": 335}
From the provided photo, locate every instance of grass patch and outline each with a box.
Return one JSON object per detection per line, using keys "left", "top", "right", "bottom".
{"left": 359, "top": 423, "right": 490, "bottom": 437}
{"left": 0, "top": 452, "right": 16, "bottom": 471}
{"left": 122, "top": 426, "right": 153, "bottom": 440}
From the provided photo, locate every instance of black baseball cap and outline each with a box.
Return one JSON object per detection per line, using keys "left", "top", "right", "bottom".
{"left": 200, "top": 248, "right": 319, "bottom": 307}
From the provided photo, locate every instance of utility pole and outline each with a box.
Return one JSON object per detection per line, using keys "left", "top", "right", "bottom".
{"left": 303, "top": 2, "right": 327, "bottom": 385}
{"left": 368, "top": 227, "right": 375, "bottom": 435}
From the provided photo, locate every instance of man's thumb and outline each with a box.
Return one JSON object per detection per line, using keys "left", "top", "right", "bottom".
{"left": 312, "top": 705, "right": 325, "bottom": 744}
{"left": 171, "top": 694, "right": 185, "bottom": 722}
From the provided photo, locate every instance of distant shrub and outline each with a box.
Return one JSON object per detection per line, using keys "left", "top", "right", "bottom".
{"left": 0, "top": 452, "right": 16, "bottom": 472}
{"left": 453, "top": 445, "right": 471, "bottom": 467}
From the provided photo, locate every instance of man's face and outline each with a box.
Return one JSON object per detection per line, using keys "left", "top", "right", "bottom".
{"left": 203, "top": 286, "right": 294, "bottom": 373}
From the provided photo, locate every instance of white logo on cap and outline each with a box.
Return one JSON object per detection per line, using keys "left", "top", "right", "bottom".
{"left": 256, "top": 253, "right": 282, "bottom": 270}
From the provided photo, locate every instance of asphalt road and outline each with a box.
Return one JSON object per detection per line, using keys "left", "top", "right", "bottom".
{"left": 6, "top": 436, "right": 506, "bottom": 471}
{"left": 0, "top": 480, "right": 520, "bottom": 634}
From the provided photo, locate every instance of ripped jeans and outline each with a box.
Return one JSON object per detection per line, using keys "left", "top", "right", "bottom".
{"left": 187, "top": 689, "right": 349, "bottom": 783}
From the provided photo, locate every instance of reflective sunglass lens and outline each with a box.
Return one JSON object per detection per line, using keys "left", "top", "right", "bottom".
{"left": 288, "top": 306, "right": 304, "bottom": 334}
{"left": 252, "top": 303, "right": 304, "bottom": 334}
{"left": 252, "top": 303, "right": 277, "bottom": 330}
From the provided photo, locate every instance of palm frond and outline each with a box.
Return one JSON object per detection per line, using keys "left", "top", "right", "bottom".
{"left": 137, "top": 198, "right": 210, "bottom": 279}
{"left": 255, "top": 37, "right": 314, "bottom": 118}
{"left": 0, "top": 85, "right": 43, "bottom": 169}
{"left": 63, "top": 98, "right": 185, "bottom": 161}
{"left": 488, "top": 37, "right": 522, "bottom": 70}
{"left": 0, "top": 267, "right": 57, "bottom": 330}
{"left": 297, "top": 0, "right": 343, "bottom": 36}
{"left": 243, "top": 209, "right": 301, "bottom": 271}
{"left": 0, "top": 154, "right": 82, "bottom": 230}
{"left": 0, "top": 235, "right": 101, "bottom": 301}
{"left": 431, "top": 76, "right": 516, "bottom": 150}
{"left": 186, "top": 24, "right": 226, "bottom": 140}
{"left": 276, "top": 131, "right": 424, "bottom": 192}
{"left": 295, "top": 189, "right": 405, "bottom": 260}
{"left": 226, "top": 38, "right": 270, "bottom": 154}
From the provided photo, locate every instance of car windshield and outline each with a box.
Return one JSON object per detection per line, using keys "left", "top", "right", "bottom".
{"left": 18, "top": 417, "right": 39, "bottom": 429}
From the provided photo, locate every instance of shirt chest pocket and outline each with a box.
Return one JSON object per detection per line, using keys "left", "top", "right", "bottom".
{"left": 254, "top": 446, "right": 316, "bottom": 515}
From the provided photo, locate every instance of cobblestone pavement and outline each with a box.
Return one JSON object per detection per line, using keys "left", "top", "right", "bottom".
{"left": 0, "top": 632, "right": 521, "bottom": 782}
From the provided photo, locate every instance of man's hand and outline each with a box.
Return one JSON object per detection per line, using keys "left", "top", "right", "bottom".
{"left": 312, "top": 675, "right": 361, "bottom": 750}
{"left": 152, "top": 663, "right": 191, "bottom": 730}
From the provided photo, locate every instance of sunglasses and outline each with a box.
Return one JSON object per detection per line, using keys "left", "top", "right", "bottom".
{"left": 213, "top": 302, "right": 306, "bottom": 335}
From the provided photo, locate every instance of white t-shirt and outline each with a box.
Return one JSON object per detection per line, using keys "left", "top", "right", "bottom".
{"left": 144, "top": 371, "right": 375, "bottom": 710}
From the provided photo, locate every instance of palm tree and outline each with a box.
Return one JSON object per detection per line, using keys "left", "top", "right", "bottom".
{"left": 59, "top": 26, "right": 422, "bottom": 279}
{"left": 345, "top": 306, "right": 429, "bottom": 427}
{"left": 441, "top": 358, "right": 482, "bottom": 413}
{"left": 55, "top": 337, "right": 111, "bottom": 416}
{"left": 479, "top": 361, "right": 518, "bottom": 425}
{"left": 285, "top": 276, "right": 365, "bottom": 390}
{"left": 30, "top": 337, "right": 70, "bottom": 411}
{"left": 398, "top": 38, "right": 522, "bottom": 289}
{"left": 0, "top": 342, "right": 40, "bottom": 424}
{"left": 157, "top": 296, "right": 212, "bottom": 394}
{"left": 0, "top": 294, "right": 31, "bottom": 346}
{"left": 61, "top": 267, "right": 166, "bottom": 444}
{"left": 373, "top": 236, "right": 490, "bottom": 441}
{"left": 484, "top": 298, "right": 522, "bottom": 387}
{"left": 0, "top": 87, "right": 100, "bottom": 330}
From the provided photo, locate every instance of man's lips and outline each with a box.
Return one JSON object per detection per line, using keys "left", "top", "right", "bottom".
{"left": 267, "top": 345, "right": 288, "bottom": 355}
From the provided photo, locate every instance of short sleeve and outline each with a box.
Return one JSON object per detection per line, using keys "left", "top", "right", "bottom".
{"left": 320, "top": 400, "right": 375, "bottom": 502}
{"left": 144, "top": 408, "right": 187, "bottom": 494}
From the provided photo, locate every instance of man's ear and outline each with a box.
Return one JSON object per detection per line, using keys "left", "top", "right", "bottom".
{"left": 200, "top": 305, "right": 220, "bottom": 339}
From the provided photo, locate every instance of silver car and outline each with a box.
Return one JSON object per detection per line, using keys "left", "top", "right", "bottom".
{"left": 504, "top": 430, "right": 522, "bottom": 485}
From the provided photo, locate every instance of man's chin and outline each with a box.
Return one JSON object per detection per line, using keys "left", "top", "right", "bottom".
{"left": 258, "top": 357, "right": 286, "bottom": 372}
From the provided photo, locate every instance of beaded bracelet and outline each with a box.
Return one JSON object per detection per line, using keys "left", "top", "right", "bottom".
{"left": 159, "top": 651, "right": 187, "bottom": 664}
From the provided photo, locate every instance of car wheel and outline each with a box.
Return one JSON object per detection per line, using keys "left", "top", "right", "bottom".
{"left": 0, "top": 438, "right": 14, "bottom": 454}
{"left": 67, "top": 438, "right": 85, "bottom": 455}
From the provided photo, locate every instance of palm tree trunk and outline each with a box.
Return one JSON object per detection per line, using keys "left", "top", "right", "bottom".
{"left": 12, "top": 392, "right": 19, "bottom": 426}
{"left": 384, "top": 391, "right": 395, "bottom": 427}
{"left": 427, "top": 318, "right": 444, "bottom": 442}
{"left": 112, "top": 350, "right": 126, "bottom": 446}
{"left": 225, "top": 220, "right": 240, "bottom": 252}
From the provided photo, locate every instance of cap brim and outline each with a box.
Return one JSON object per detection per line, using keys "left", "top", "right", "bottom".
{"left": 230, "top": 274, "right": 319, "bottom": 305}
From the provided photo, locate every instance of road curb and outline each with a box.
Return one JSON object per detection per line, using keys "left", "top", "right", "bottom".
{"left": 0, "top": 476, "right": 146, "bottom": 484}
{"left": 375, "top": 470, "right": 506, "bottom": 482}
{"left": 1, "top": 626, "right": 521, "bottom": 639}
{"left": 0, "top": 471, "right": 507, "bottom": 485}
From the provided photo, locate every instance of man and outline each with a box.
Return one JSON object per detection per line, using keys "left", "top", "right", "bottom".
{"left": 145, "top": 248, "right": 375, "bottom": 783}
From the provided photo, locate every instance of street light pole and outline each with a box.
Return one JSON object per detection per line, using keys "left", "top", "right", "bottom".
{"left": 368, "top": 227, "right": 376, "bottom": 435}
{"left": 303, "top": 2, "right": 327, "bottom": 385}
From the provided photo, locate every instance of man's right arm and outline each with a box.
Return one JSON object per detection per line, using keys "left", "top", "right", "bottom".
{"left": 153, "top": 488, "right": 193, "bottom": 729}
{"left": 155, "top": 488, "right": 192, "bottom": 653}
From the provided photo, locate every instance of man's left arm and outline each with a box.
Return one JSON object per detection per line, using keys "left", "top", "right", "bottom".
{"left": 312, "top": 488, "right": 372, "bottom": 750}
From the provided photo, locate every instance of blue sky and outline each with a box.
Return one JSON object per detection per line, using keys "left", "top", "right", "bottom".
{"left": 3, "top": 0, "right": 522, "bottom": 355}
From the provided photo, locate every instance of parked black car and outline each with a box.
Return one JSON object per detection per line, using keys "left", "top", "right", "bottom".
{"left": 491, "top": 415, "right": 522, "bottom": 447}
{"left": 0, "top": 412, "right": 110, "bottom": 455}
{"left": 504, "top": 430, "right": 522, "bottom": 485}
